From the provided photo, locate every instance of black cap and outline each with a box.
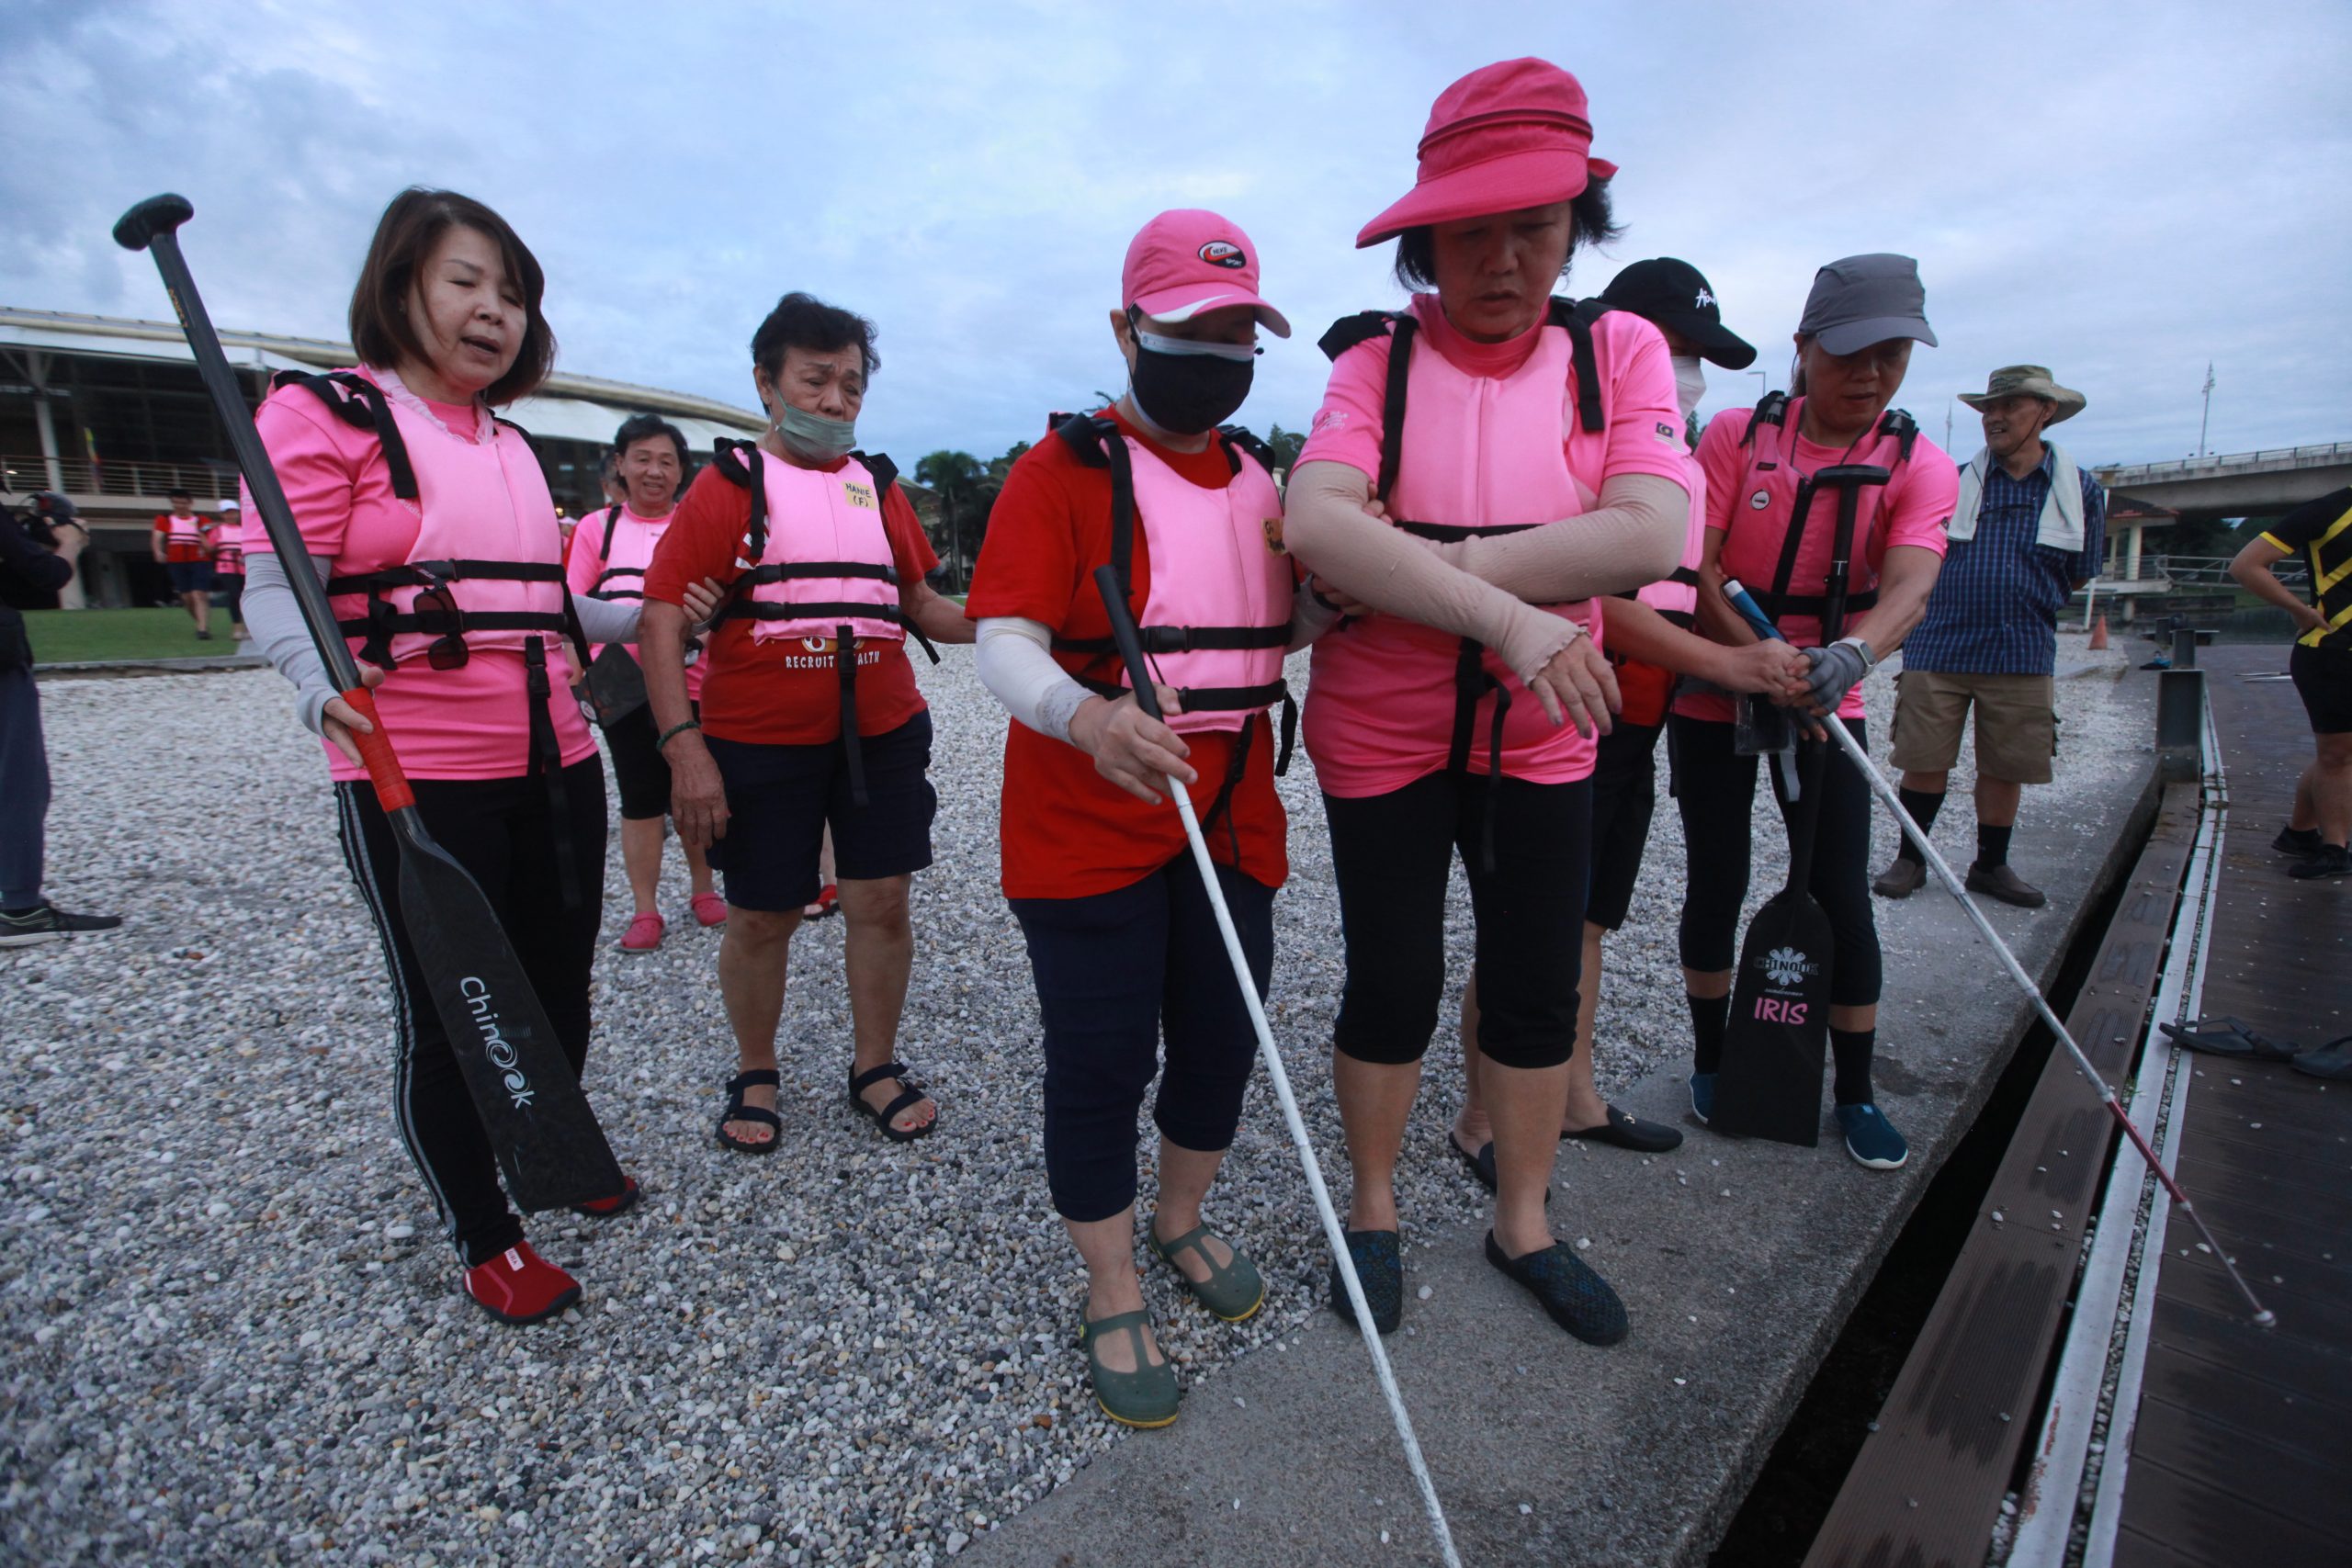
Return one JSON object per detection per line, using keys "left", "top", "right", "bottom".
{"left": 1596, "top": 257, "right": 1756, "bottom": 369}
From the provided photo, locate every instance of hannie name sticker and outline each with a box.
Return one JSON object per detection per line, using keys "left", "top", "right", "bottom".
{"left": 842, "top": 481, "right": 878, "bottom": 511}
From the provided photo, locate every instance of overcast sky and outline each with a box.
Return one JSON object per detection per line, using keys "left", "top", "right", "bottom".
{"left": 6, "top": 0, "right": 2346, "bottom": 469}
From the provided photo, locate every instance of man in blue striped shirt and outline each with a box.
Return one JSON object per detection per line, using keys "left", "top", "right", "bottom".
{"left": 1874, "top": 366, "right": 2106, "bottom": 908}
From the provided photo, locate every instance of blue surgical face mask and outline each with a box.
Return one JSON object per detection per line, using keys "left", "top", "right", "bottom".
{"left": 773, "top": 399, "right": 857, "bottom": 463}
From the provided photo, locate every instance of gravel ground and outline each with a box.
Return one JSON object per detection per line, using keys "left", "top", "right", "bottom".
{"left": 1, "top": 637, "right": 2139, "bottom": 1563}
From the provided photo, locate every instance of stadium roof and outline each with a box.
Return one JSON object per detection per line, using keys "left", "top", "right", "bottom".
{"left": 0, "top": 306, "right": 765, "bottom": 448}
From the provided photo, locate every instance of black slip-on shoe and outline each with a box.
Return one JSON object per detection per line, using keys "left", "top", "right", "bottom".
{"left": 1565, "top": 1104, "right": 1683, "bottom": 1153}
{"left": 1484, "top": 1231, "right": 1628, "bottom": 1346}
{"left": 1329, "top": 1229, "right": 1403, "bottom": 1335}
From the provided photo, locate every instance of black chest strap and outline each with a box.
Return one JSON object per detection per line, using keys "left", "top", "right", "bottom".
{"left": 275, "top": 370, "right": 418, "bottom": 501}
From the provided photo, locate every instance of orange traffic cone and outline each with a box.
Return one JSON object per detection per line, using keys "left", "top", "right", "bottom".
{"left": 2089, "top": 614, "right": 2109, "bottom": 650}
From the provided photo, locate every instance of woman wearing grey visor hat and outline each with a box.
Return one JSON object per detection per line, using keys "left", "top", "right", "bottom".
{"left": 1672, "top": 254, "right": 1960, "bottom": 1172}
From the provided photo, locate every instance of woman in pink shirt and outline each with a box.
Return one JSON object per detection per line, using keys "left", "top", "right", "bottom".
{"left": 1283, "top": 58, "right": 1690, "bottom": 1345}
{"left": 239, "top": 189, "right": 645, "bottom": 1326}
{"left": 1674, "top": 255, "right": 1960, "bottom": 1173}
{"left": 566, "top": 412, "right": 723, "bottom": 952}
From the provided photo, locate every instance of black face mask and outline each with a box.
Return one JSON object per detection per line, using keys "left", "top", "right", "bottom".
{"left": 1129, "top": 344, "right": 1254, "bottom": 436}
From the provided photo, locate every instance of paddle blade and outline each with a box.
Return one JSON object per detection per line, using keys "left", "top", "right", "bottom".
{"left": 1713, "top": 887, "right": 1832, "bottom": 1146}
{"left": 392, "top": 822, "right": 623, "bottom": 1211}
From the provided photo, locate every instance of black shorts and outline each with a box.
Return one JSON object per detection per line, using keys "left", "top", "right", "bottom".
{"left": 2291, "top": 642, "right": 2352, "bottom": 735}
{"left": 603, "top": 701, "right": 695, "bottom": 821}
{"left": 703, "top": 712, "right": 937, "bottom": 911}
{"left": 1584, "top": 718, "right": 1665, "bottom": 931}
{"left": 166, "top": 561, "right": 212, "bottom": 594}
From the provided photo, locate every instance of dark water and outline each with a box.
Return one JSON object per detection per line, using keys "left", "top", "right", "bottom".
{"left": 1706, "top": 824, "right": 2143, "bottom": 1566}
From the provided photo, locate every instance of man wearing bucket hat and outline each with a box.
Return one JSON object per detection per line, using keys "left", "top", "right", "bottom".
{"left": 1674, "top": 254, "right": 1958, "bottom": 1172}
{"left": 1873, "top": 365, "right": 2104, "bottom": 909}
{"left": 1285, "top": 57, "right": 1696, "bottom": 1345}
{"left": 967, "top": 209, "right": 1309, "bottom": 1427}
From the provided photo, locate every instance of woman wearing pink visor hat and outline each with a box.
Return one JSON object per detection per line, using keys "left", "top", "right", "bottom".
{"left": 1284, "top": 58, "right": 1691, "bottom": 1345}
{"left": 968, "top": 210, "right": 1323, "bottom": 1427}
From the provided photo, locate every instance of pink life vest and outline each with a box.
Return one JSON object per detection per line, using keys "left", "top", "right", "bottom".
{"left": 710, "top": 438, "right": 936, "bottom": 810}
{"left": 291, "top": 370, "right": 571, "bottom": 672}
{"left": 1634, "top": 452, "right": 1704, "bottom": 622}
{"left": 1722, "top": 391, "right": 1919, "bottom": 649}
{"left": 163, "top": 511, "right": 209, "bottom": 558}
{"left": 582, "top": 503, "right": 663, "bottom": 601}
{"left": 1306, "top": 299, "right": 1611, "bottom": 807}
{"left": 714, "top": 440, "right": 908, "bottom": 646}
{"left": 1048, "top": 415, "right": 1292, "bottom": 737}
{"left": 209, "top": 524, "right": 246, "bottom": 575}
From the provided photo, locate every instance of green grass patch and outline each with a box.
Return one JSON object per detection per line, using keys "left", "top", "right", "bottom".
{"left": 26, "top": 606, "right": 237, "bottom": 664}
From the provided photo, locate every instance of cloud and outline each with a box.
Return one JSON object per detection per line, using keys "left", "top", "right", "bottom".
{"left": 6, "top": 0, "right": 2346, "bottom": 468}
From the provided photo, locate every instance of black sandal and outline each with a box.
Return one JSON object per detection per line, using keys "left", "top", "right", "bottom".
{"left": 848, "top": 1061, "right": 937, "bottom": 1144}
{"left": 717, "top": 1068, "right": 783, "bottom": 1155}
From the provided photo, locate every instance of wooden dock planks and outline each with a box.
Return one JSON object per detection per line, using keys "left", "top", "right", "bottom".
{"left": 1803, "top": 784, "right": 2199, "bottom": 1568}
{"left": 2111, "top": 644, "right": 2352, "bottom": 1568}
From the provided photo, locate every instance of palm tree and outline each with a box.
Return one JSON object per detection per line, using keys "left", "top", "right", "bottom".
{"left": 914, "top": 450, "right": 985, "bottom": 590}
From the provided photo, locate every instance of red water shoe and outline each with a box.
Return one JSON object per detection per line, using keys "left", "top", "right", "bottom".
{"left": 462, "top": 1242, "right": 581, "bottom": 1325}
{"left": 571, "top": 1174, "right": 641, "bottom": 1219}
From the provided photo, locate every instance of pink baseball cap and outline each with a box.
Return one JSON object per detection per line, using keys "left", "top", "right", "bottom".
{"left": 1122, "top": 209, "right": 1292, "bottom": 338}
{"left": 1357, "top": 58, "right": 1618, "bottom": 248}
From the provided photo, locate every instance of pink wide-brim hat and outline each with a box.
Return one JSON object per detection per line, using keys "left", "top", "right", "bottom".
{"left": 1357, "top": 57, "right": 1617, "bottom": 249}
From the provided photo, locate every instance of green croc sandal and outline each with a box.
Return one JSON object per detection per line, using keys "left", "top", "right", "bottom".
{"left": 1147, "top": 1218, "right": 1265, "bottom": 1323}
{"left": 1078, "top": 1310, "right": 1180, "bottom": 1428}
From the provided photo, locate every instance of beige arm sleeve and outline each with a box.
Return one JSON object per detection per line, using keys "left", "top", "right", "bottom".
{"left": 1281, "top": 459, "right": 1582, "bottom": 684}
{"left": 1429, "top": 471, "right": 1689, "bottom": 604}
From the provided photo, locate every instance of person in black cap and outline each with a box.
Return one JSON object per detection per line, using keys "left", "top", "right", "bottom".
{"left": 1446, "top": 259, "right": 1812, "bottom": 1179}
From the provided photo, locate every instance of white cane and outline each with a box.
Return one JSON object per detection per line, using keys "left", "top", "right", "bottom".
{"left": 1093, "top": 567, "right": 1464, "bottom": 1565}
{"left": 1723, "top": 579, "right": 2273, "bottom": 1325}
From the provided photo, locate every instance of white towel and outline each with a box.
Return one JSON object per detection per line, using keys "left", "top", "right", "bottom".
{"left": 1949, "top": 441, "right": 2086, "bottom": 553}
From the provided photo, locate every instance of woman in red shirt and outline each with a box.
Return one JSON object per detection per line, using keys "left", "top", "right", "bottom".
{"left": 639, "top": 293, "right": 972, "bottom": 1157}
{"left": 967, "top": 210, "right": 1311, "bottom": 1428}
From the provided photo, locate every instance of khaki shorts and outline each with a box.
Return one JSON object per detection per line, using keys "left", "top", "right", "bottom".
{"left": 1888, "top": 670, "right": 2057, "bottom": 784}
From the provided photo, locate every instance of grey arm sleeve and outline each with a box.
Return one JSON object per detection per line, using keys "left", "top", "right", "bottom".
{"left": 573, "top": 592, "right": 639, "bottom": 646}
{"left": 975, "top": 616, "right": 1094, "bottom": 742}
{"left": 240, "top": 549, "right": 341, "bottom": 736}
{"left": 1288, "top": 574, "right": 1341, "bottom": 651}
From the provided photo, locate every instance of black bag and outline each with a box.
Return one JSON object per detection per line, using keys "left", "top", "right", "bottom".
{"left": 581, "top": 641, "right": 648, "bottom": 728}
{"left": 1712, "top": 738, "right": 1834, "bottom": 1145}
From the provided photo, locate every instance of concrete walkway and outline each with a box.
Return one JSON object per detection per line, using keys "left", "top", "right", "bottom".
{"left": 970, "top": 671, "right": 2158, "bottom": 1568}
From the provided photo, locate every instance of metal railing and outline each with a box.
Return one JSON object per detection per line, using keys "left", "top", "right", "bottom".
{"left": 2096, "top": 441, "right": 2352, "bottom": 487}
{"left": 0, "top": 452, "right": 239, "bottom": 502}
{"left": 2153, "top": 553, "right": 2305, "bottom": 588}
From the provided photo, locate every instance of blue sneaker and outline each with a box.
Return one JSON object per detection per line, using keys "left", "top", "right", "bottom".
{"left": 1688, "top": 1073, "right": 1716, "bottom": 1124}
{"left": 1836, "top": 1103, "right": 1908, "bottom": 1170}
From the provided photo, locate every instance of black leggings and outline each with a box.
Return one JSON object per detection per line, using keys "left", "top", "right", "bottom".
{"left": 1011, "top": 855, "right": 1274, "bottom": 1224}
{"left": 1672, "top": 715, "right": 1883, "bottom": 1009}
{"left": 335, "top": 757, "right": 607, "bottom": 1266}
{"left": 1323, "top": 772, "right": 1591, "bottom": 1071}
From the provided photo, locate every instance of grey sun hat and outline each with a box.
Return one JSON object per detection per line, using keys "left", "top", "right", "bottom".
{"left": 1958, "top": 364, "right": 2086, "bottom": 425}
{"left": 1797, "top": 254, "right": 1938, "bottom": 356}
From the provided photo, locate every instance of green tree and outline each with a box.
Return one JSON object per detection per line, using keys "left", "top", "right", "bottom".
{"left": 914, "top": 449, "right": 986, "bottom": 590}
{"left": 1263, "top": 422, "right": 1306, "bottom": 474}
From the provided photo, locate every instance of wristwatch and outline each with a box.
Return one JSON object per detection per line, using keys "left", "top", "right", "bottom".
{"left": 1836, "top": 635, "right": 1878, "bottom": 671}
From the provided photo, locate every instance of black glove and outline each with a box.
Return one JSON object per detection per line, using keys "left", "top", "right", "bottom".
{"left": 1803, "top": 639, "right": 1871, "bottom": 709}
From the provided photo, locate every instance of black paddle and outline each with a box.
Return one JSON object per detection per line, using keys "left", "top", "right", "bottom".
{"left": 1711, "top": 465, "right": 1889, "bottom": 1145}
{"left": 114, "top": 194, "right": 623, "bottom": 1212}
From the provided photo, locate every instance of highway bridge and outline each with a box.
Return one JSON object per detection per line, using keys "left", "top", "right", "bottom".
{"left": 2095, "top": 439, "right": 2352, "bottom": 523}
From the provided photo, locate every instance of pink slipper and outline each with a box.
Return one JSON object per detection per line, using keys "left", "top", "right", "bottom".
{"left": 619, "top": 912, "right": 665, "bottom": 953}
{"left": 689, "top": 891, "right": 728, "bottom": 928}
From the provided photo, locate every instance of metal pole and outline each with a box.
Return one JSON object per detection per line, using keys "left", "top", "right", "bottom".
{"left": 2198, "top": 363, "right": 2214, "bottom": 458}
